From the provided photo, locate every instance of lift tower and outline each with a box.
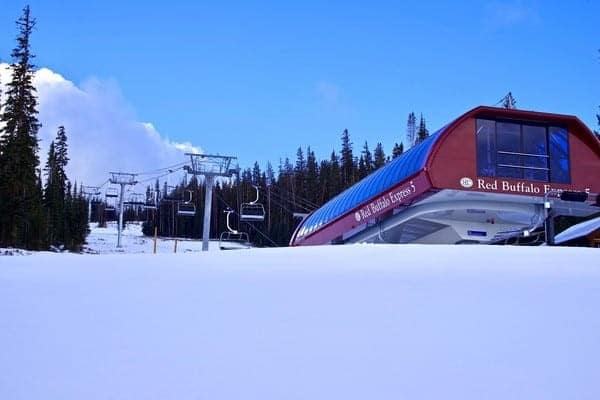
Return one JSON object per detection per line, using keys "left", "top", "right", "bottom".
{"left": 186, "top": 153, "right": 237, "bottom": 251}
{"left": 109, "top": 172, "right": 138, "bottom": 248}
{"left": 81, "top": 186, "right": 101, "bottom": 223}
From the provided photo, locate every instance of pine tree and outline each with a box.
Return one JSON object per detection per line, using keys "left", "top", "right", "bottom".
{"left": 0, "top": 6, "right": 44, "bottom": 249}
{"left": 294, "top": 147, "right": 306, "bottom": 200}
{"left": 374, "top": 143, "right": 386, "bottom": 169}
{"left": 357, "top": 155, "right": 367, "bottom": 179}
{"left": 43, "top": 141, "right": 59, "bottom": 244}
{"left": 54, "top": 126, "right": 69, "bottom": 184}
{"left": 265, "top": 162, "right": 275, "bottom": 186}
{"left": 362, "top": 141, "right": 373, "bottom": 174}
{"left": 392, "top": 142, "right": 404, "bottom": 159}
{"left": 406, "top": 112, "right": 416, "bottom": 148}
{"left": 415, "top": 114, "right": 429, "bottom": 145}
{"left": 305, "top": 147, "right": 318, "bottom": 205}
{"left": 43, "top": 126, "right": 70, "bottom": 247}
{"left": 340, "top": 129, "right": 354, "bottom": 188}
{"left": 67, "top": 183, "right": 89, "bottom": 251}
{"left": 330, "top": 150, "right": 342, "bottom": 195}
{"left": 252, "top": 161, "right": 262, "bottom": 185}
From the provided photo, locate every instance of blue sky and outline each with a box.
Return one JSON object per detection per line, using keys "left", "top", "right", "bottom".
{"left": 1, "top": 1, "right": 599, "bottom": 174}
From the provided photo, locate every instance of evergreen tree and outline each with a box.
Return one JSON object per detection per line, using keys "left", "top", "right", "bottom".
{"left": 330, "top": 150, "right": 342, "bottom": 195}
{"left": 358, "top": 155, "right": 367, "bottom": 179}
{"left": 43, "top": 126, "right": 70, "bottom": 247}
{"left": 305, "top": 147, "right": 319, "bottom": 205}
{"left": 265, "top": 162, "right": 275, "bottom": 186}
{"left": 406, "top": 112, "right": 416, "bottom": 148}
{"left": 0, "top": 6, "right": 44, "bottom": 249}
{"left": 66, "top": 183, "right": 89, "bottom": 251}
{"left": 28, "top": 168, "right": 47, "bottom": 249}
{"left": 361, "top": 141, "right": 373, "bottom": 174}
{"left": 415, "top": 114, "right": 429, "bottom": 145}
{"left": 374, "top": 142, "right": 386, "bottom": 169}
{"left": 392, "top": 142, "right": 404, "bottom": 159}
{"left": 340, "top": 129, "right": 354, "bottom": 188}
{"left": 294, "top": 147, "right": 306, "bottom": 199}
{"left": 43, "top": 141, "right": 59, "bottom": 244}
{"left": 252, "top": 161, "right": 262, "bottom": 185}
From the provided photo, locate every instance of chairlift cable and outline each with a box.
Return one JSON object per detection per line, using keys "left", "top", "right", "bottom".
{"left": 241, "top": 221, "right": 279, "bottom": 247}
{"left": 264, "top": 193, "right": 297, "bottom": 216}
{"left": 133, "top": 161, "right": 187, "bottom": 176}
{"left": 269, "top": 189, "right": 314, "bottom": 212}
{"left": 269, "top": 183, "right": 320, "bottom": 209}
{"left": 268, "top": 189, "right": 314, "bottom": 213}
{"left": 268, "top": 184, "right": 319, "bottom": 210}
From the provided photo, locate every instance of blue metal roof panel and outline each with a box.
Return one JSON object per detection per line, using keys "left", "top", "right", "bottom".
{"left": 296, "top": 127, "right": 446, "bottom": 240}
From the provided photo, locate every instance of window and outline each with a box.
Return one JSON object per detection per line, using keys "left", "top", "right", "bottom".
{"left": 476, "top": 119, "right": 570, "bottom": 183}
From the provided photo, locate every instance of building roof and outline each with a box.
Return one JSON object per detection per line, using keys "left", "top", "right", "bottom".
{"left": 291, "top": 105, "right": 600, "bottom": 246}
{"left": 294, "top": 125, "right": 448, "bottom": 240}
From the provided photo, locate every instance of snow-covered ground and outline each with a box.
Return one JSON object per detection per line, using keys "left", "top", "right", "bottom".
{"left": 1, "top": 224, "right": 600, "bottom": 399}
{"left": 84, "top": 221, "right": 223, "bottom": 254}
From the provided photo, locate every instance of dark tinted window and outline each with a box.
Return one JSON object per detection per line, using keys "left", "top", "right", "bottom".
{"left": 522, "top": 125, "right": 548, "bottom": 181}
{"left": 549, "top": 127, "right": 570, "bottom": 183}
{"left": 476, "top": 119, "right": 496, "bottom": 177}
{"left": 496, "top": 122, "right": 521, "bottom": 179}
{"left": 475, "top": 119, "right": 569, "bottom": 183}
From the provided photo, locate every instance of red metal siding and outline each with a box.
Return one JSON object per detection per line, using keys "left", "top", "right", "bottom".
{"left": 427, "top": 108, "right": 600, "bottom": 196}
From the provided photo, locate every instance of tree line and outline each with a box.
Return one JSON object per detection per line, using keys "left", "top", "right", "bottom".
{"left": 0, "top": 6, "right": 88, "bottom": 251}
{"left": 140, "top": 117, "right": 429, "bottom": 246}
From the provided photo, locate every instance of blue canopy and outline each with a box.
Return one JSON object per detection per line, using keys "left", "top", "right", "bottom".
{"left": 295, "top": 126, "right": 447, "bottom": 240}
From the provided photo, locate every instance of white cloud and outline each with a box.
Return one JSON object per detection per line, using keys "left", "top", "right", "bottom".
{"left": 0, "top": 63, "right": 201, "bottom": 190}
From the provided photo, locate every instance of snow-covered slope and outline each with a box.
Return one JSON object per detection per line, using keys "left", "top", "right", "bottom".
{"left": 84, "top": 222, "right": 223, "bottom": 253}
{"left": 1, "top": 243, "right": 599, "bottom": 399}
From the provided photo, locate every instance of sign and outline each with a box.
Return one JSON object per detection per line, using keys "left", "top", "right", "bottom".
{"left": 468, "top": 177, "right": 591, "bottom": 196}
{"left": 355, "top": 180, "right": 416, "bottom": 221}
{"left": 295, "top": 171, "right": 432, "bottom": 246}
{"left": 460, "top": 177, "right": 474, "bottom": 188}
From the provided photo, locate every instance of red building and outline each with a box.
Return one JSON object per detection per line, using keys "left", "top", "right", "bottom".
{"left": 291, "top": 106, "right": 600, "bottom": 246}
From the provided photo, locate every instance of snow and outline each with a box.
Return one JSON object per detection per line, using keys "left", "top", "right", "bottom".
{"left": 1, "top": 224, "right": 600, "bottom": 399}
{"left": 555, "top": 216, "right": 600, "bottom": 244}
{"left": 83, "top": 222, "right": 221, "bottom": 254}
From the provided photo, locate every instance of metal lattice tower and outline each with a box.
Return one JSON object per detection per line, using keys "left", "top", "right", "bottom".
{"left": 109, "top": 172, "right": 138, "bottom": 247}
{"left": 186, "top": 154, "right": 238, "bottom": 251}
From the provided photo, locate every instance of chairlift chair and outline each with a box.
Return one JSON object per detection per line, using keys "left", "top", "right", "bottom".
{"left": 105, "top": 200, "right": 116, "bottom": 212}
{"left": 240, "top": 185, "right": 265, "bottom": 222}
{"left": 177, "top": 202, "right": 196, "bottom": 217}
{"left": 128, "top": 193, "right": 146, "bottom": 206}
{"left": 219, "top": 208, "right": 251, "bottom": 250}
{"left": 105, "top": 187, "right": 119, "bottom": 198}
{"left": 177, "top": 190, "right": 196, "bottom": 216}
{"left": 105, "top": 190, "right": 117, "bottom": 212}
{"left": 144, "top": 190, "right": 157, "bottom": 210}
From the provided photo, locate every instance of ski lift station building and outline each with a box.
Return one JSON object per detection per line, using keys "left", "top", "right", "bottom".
{"left": 290, "top": 106, "right": 600, "bottom": 246}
